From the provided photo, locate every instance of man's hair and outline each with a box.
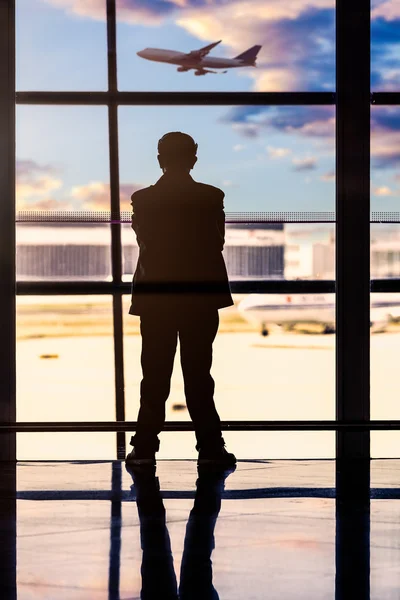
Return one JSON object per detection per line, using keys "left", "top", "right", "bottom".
{"left": 157, "top": 131, "right": 198, "bottom": 168}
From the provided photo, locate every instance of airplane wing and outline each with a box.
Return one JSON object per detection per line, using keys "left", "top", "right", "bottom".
{"left": 186, "top": 40, "right": 222, "bottom": 59}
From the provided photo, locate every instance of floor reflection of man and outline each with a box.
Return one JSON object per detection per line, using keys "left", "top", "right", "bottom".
{"left": 128, "top": 464, "right": 235, "bottom": 600}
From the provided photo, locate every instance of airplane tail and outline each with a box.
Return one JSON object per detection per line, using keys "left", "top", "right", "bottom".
{"left": 234, "top": 45, "right": 262, "bottom": 64}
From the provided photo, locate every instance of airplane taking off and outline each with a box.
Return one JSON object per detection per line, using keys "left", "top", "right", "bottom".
{"left": 136, "top": 40, "right": 262, "bottom": 76}
{"left": 237, "top": 293, "right": 400, "bottom": 336}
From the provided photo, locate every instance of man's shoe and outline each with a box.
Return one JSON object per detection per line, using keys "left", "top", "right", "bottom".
{"left": 125, "top": 446, "right": 156, "bottom": 467}
{"left": 197, "top": 444, "right": 236, "bottom": 466}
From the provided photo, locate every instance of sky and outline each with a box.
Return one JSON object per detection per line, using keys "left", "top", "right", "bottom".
{"left": 15, "top": 0, "right": 400, "bottom": 214}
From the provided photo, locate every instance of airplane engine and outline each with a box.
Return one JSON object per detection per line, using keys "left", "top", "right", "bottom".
{"left": 194, "top": 69, "right": 206, "bottom": 76}
{"left": 177, "top": 66, "right": 189, "bottom": 72}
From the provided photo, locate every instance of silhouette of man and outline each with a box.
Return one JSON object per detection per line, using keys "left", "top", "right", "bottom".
{"left": 128, "top": 463, "right": 235, "bottom": 599}
{"left": 126, "top": 132, "right": 236, "bottom": 467}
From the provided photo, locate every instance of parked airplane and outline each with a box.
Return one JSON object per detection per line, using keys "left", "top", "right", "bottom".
{"left": 136, "top": 40, "right": 262, "bottom": 76}
{"left": 237, "top": 293, "right": 400, "bottom": 336}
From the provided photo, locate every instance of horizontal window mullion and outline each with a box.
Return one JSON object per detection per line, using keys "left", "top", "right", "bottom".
{"left": 5, "top": 420, "right": 400, "bottom": 432}
{"left": 371, "top": 279, "right": 400, "bottom": 293}
{"left": 16, "top": 280, "right": 400, "bottom": 295}
{"left": 15, "top": 280, "right": 336, "bottom": 295}
{"left": 15, "top": 91, "right": 336, "bottom": 106}
{"left": 371, "top": 92, "right": 400, "bottom": 105}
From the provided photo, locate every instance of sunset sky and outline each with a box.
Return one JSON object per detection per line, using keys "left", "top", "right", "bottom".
{"left": 15, "top": 0, "right": 400, "bottom": 214}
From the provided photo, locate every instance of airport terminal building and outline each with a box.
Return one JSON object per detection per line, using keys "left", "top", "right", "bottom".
{"left": 16, "top": 222, "right": 400, "bottom": 282}
{"left": 16, "top": 222, "right": 286, "bottom": 281}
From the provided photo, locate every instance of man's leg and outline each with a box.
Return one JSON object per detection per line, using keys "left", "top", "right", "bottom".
{"left": 179, "top": 308, "right": 224, "bottom": 450}
{"left": 131, "top": 310, "right": 178, "bottom": 453}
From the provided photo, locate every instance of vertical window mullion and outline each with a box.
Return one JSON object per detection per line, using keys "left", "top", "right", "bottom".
{"left": 107, "top": 0, "right": 126, "bottom": 459}
{"left": 0, "top": 0, "right": 16, "bottom": 461}
{"left": 336, "top": 0, "right": 371, "bottom": 456}
{"left": 0, "top": 0, "right": 17, "bottom": 597}
{"left": 335, "top": 0, "right": 371, "bottom": 598}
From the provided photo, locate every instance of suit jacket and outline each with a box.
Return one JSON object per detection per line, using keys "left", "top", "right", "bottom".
{"left": 128, "top": 173, "right": 234, "bottom": 315}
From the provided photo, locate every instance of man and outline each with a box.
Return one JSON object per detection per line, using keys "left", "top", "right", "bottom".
{"left": 126, "top": 131, "right": 236, "bottom": 467}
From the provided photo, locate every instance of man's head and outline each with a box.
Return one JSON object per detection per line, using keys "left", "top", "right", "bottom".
{"left": 157, "top": 131, "right": 198, "bottom": 173}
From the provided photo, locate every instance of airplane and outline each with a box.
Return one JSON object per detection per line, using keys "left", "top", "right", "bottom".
{"left": 136, "top": 40, "right": 262, "bottom": 76}
{"left": 237, "top": 293, "right": 400, "bottom": 336}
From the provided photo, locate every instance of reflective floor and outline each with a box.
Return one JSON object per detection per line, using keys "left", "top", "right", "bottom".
{"left": 1, "top": 460, "right": 400, "bottom": 598}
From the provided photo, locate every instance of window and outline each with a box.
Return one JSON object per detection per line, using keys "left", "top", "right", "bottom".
{"left": 7, "top": 0, "right": 391, "bottom": 465}
{"left": 3, "top": 0, "right": 395, "bottom": 596}
{"left": 116, "top": 1, "right": 335, "bottom": 92}
{"left": 16, "top": 0, "right": 107, "bottom": 91}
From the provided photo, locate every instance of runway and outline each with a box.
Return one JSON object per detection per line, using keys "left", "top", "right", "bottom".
{"left": 15, "top": 330, "right": 400, "bottom": 460}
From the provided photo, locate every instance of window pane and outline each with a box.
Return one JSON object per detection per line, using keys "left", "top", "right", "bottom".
{"left": 372, "top": 0, "right": 400, "bottom": 91}
{"left": 16, "top": 295, "right": 115, "bottom": 423}
{"left": 122, "top": 291, "right": 336, "bottom": 453}
{"left": 16, "top": 106, "right": 113, "bottom": 276}
{"left": 372, "top": 432, "right": 400, "bottom": 459}
{"left": 117, "top": 1, "right": 335, "bottom": 91}
{"left": 370, "top": 284, "right": 400, "bottom": 457}
{"left": 119, "top": 106, "right": 335, "bottom": 213}
{"left": 17, "top": 224, "right": 111, "bottom": 281}
{"left": 122, "top": 223, "right": 335, "bottom": 283}
{"left": 16, "top": 105, "right": 110, "bottom": 201}
{"left": 371, "top": 113, "right": 400, "bottom": 453}
{"left": 371, "top": 106, "right": 400, "bottom": 214}
{"left": 371, "top": 497, "right": 400, "bottom": 599}
{"left": 123, "top": 431, "right": 335, "bottom": 460}
{"left": 16, "top": 0, "right": 107, "bottom": 91}
{"left": 371, "top": 225, "right": 400, "bottom": 279}
{"left": 16, "top": 106, "right": 110, "bottom": 211}
{"left": 17, "top": 432, "right": 116, "bottom": 460}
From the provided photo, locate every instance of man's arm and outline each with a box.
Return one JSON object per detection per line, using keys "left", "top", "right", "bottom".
{"left": 131, "top": 192, "right": 138, "bottom": 235}
{"left": 216, "top": 190, "right": 226, "bottom": 251}
{"left": 131, "top": 190, "right": 152, "bottom": 249}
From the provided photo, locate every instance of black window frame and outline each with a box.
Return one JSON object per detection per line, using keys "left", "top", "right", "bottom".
{"left": 5, "top": 0, "right": 400, "bottom": 597}
{"left": 2, "top": 0, "right": 400, "bottom": 463}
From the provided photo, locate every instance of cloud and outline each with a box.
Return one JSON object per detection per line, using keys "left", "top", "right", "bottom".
{"left": 372, "top": 185, "right": 396, "bottom": 196}
{"left": 221, "top": 106, "right": 335, "bottom": 148}
{"left": 292, "top": 157, "right": 317, "bottom": 171}
{"left": 372, "top": 0, "right": 400, "bottom": 21}
{"left": 223, "top": 105, "right": 400, "bottom": 173}
{"left": 320, "top": 171, "right": 335, "bottom": 182}
{"left": 71, "top": 181, "right": 142, "bottom": 210}
{"left": 21, "top": 198, "right": 74, "bottom": 210}
{"left": 372, "top": 130, "right": 400, "bottom": 169}
{"left": 267, "top": 146, "right": 291, "bottom": 159}
{"left": 222, "top": 179, "right": 239, "bottom": 188}
{"left": 372, "top": 185, "right": 393, "bottom": 196}
{"left": 16, "top": 159, "right": 143, "bottom": 212}
{"left": 16, "top": 159, "right": 59, "bottom": 178}
{"left": 233, "top": 144, "right": 245, "bottom": 152}
{"left": 371, "top": 1, "right": 400, "bottom": 90}
{"left": 16, "top": 159, "right": 63, "bottom": 208}
{"left": 371, "top": 108, "right": 400, "bottom": 169}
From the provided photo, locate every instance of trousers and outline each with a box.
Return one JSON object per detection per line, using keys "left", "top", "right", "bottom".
{"left": 132, "top": 306, "right": 224, "bottom": 452}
